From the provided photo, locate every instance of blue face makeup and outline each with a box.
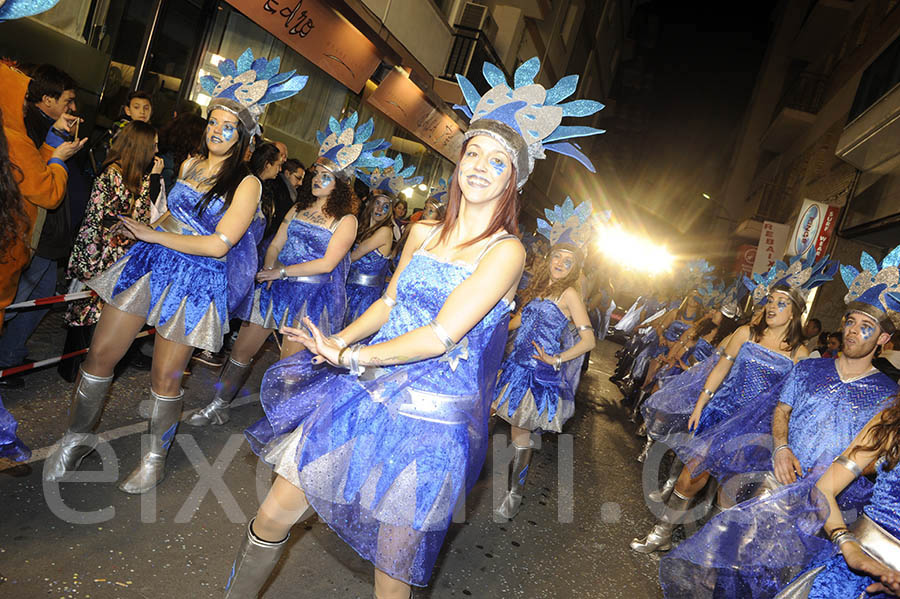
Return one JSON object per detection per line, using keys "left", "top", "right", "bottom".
{"left": 221, "top": 123, "right": 236, "bottom": 142}
{"left": 860, "top": 323, "right": 876, "bottom": 340}
{"left": 776, "top": 299, "right": 789, "bottom": 312}
{"left": 489, "top": 156, "right": 506, "bottom": 178}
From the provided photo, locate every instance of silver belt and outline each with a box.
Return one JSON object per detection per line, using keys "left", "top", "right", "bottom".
{"left": 358, "top": 367, "right": 475, "bottom": 424}
{"left": 285, "top": 272, "right": 332, "bottom": 284}
{"left": 347, "top": 271, "right": 385, "bottom": 287}
{"left": 155, "top": 214, "right": 225, "bottom": 262}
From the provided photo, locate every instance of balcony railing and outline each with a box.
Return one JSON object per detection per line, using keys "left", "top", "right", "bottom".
{"left": 773, "top": 71, "right": 827, "bottom": 118}
{"left": 443, "top": 25, "right": 510, "bottom": 83}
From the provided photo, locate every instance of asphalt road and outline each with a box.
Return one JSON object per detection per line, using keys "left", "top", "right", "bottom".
{"left": 0, "top": 312, "right": 664, "bottom": 598}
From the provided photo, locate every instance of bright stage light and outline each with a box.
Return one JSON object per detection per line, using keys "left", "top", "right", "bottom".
{"left": 595, "top": 226, "right": 673, "bottom": 274}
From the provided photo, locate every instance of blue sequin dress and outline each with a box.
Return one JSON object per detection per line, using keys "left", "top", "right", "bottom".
{"left": 87, "top": 178, "right": 262, "bottom": 352}
{"left": 248, "top": 216, "right": 350, "bottom": 335}
{"left": 667, "top": 340, "right": 794, "bottom": 470}
{"left": 344, "top": 246, "right": 390, "bottom": 326}
{"left": 0, "top": 394, "right": 29, "bottom": 461}
{"left": 245, "top": 232, "right": 515, "bottom": 587}
{"left": 493, "top": 297, "right": 579, "bottom": 433}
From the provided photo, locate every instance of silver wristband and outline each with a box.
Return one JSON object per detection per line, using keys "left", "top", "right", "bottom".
{"left": 329, "top": 335, "right": 348, "bottom": 349}
{"left": 348, "top": 344, "right": 364, "bottom": 376}
{"left": 279, "top": 267, "right": 287, "bottom": 279}
{"left": 553, "top": 355, "right": 562, "bottom": 371}
{"left": 773, "top": 444, "right": 790, "bottom": 457}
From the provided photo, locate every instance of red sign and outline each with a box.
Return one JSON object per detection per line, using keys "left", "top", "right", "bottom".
{"left": 224, "top": 0, "right": 381, "bottom": 93}
{"left": 734, "top": 244, "right": 757, "bottom": 276}
{"left": 367, "top": 69, "right": 465, "bottom": 161}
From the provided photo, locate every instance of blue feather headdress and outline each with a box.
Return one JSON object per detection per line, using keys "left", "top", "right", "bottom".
{"left": 843, "top": 245, "right": 900, "bottom": 331}
{"left": 358, "top": 153, "right": 423, "bottom": 197}
{"left": 429, "top": 177, "right": 449, "bottom": 206}
{"left": 454, "top": 57, "right": 605, "bottom": 189}
{"left": 200, "top": 48, "right": 308, "bottom": 136}
{"left": 743, "top": 247, "right": 837, "bottom": 308}
{"left": 0, "top": 0, "right": 60, "bottom": 20}
{"left": 314, "top": 112, "right": 393, "bottom": 180}
{"left": 680, "top": 259, "right": 716, "bottom": 298}
{"left": 535, "top": 197, "right": 593, "bottom": 250}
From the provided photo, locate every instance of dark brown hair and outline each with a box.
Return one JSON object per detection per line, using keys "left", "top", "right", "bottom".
{"left": 855, "top": 397, "right": 900, "bottom": 470}
{"left": 518, "top": 243, "right": 582, "bottom": 310}
{"left": 102, "top": 120, "right": 157, "bottom": 200}
{"left": 293, "top": 164, "right": 356, "bottom": 220}
{"left": 438, "top": 138, "right": 520, "bottom": 248}
{"left": 159, "top": 112, "right": 205, "bottom": 176}
{"left": 749, "top": 284, "right": 804, "bottom": 350}
{"left": 355, "top": 192, "right": 394, "bottom": 247}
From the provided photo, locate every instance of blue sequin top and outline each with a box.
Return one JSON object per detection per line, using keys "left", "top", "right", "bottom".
{"left": 784, "top": 358, "right": 896, "bottom": 470}
{"left": 691, "top": 338, "right": 716, "bottom": 363}
{"left": 866, "top": 461, "right": 900, "bottom": 538}
{"left": 664, "top": 320, "right": 691, "bottom": 342}
{"left": 279, "top": 219, "right": 339, "bottom": 267}
{"left": 696, "top": 341, "right": 794, "bottom": 433}
{"left": 348, "top": 247, "right": 390, "bottom": 281}
{"left": 508, "top": 298, "right": 568, "bottom": 367}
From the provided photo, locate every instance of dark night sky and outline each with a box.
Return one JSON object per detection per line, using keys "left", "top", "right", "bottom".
{"left": 598, "top": 0, "right": 779, "bottom": 247}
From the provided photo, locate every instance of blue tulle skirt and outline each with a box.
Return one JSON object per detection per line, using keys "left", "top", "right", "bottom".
{"left": 659, "top": 456, "right": 874, "bottom": 598}
{"left": 642, "top": 354, "right": 720, "bottom": 441}
{"left": 345, "top": 282, "right": 383, "bottom": 327}
{"left": 0, "top": 395, "right": 29, "bottom": 462}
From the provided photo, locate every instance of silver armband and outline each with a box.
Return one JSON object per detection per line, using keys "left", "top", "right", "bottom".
{"left": 215, "top": 231, "right": 234, "bottom": 250}
{"left": 702, "top": 388, "right": 714, "bottom": 398}
{"left": 576, "top": 324, "right": 594, "bottom": 332}
{"left": 428, "top": 319, "right": 455, "bottom": 351}
{"left": 381, "top": 295, "right": 396, "bottom": 308}
{"left": 722, "top": 352, "right": 735, "bottom": 362}
{"left": 833, "top": 455, "right": 863, "bottom": 478}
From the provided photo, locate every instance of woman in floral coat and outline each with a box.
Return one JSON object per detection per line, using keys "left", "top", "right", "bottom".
{"left": 60, "top": 121, "right": 161, "bottom": 376}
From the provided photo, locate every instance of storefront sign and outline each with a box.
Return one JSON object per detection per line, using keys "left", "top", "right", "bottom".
{"left": 751, "top": 220, "right": 790, "bottom": 275}
{"left": 367, "top": 69, "right": 464, "bottom": 161}
{"left": 734, "top": 244, "right": 757, "bottom": 276}
{"left": 224, "top": 0, "right": 381, "bottom": 93}
{"left": 786, "top": 198, "right": 840, "bottom": 259}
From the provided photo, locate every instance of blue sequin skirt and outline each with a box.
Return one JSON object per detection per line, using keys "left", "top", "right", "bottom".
{"left": 86, "top": 241, "right": 229, "bottom": 352}
{"left": 0, "top": 395, "right": 29, "bottom": 462}
{"left": 345, "top": 282, "right": 384, "bottom": 327}
{"left": 248, "top": 277, "right": 345, "bottom": 335}
{"left": 492, "top": 359, "right": 574, "bottom": 433}
{"left": 246, "top": 351, "right": 490, "bottom": 587}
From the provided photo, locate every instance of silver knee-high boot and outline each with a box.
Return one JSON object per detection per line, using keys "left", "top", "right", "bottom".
{"left": 636, "top": 436, "right": 653, "bottom": 463}
{"left": 495, "top": 442, "right": 534, "bottom": 520}
{"left": 630, "top": 490, "right": 692, "bottom": 553}
{"left": 187, "top": 357, "right": 252, "bottom": 426}
{"left": 118, "top": 388, "right": 183, "bottom": 494}
{"left": 43, "top": 368, "right": 113, "bottom": 481}
{"left": 224, "top": 518, "right": 289, "bottom": 599}
{"left": 648, "top": 457, "right": 683, "bottom": 503}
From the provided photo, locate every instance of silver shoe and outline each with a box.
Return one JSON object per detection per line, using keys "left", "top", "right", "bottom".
{"left": 495, "top": 442, "right": 534, "bottom": 520}
{"left": 224, "top": 518, "right": 288, "bottom": 598}
{"left": 43, "top": 368, "right": 113, "bottom": 481}
{"left": 118, "top": 389, "right": 183, "bottom": 494}
{"left": 187, "top": 357, "right": 252, "bottom": 426}
{"left": 630, "top": 491, "right": 691, "bottom": 554}
{"left": 636, "top": 437, "right": 652, "bottom": 463}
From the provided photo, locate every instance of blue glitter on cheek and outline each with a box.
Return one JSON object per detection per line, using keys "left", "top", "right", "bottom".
{"left": 221, "top": 126, "right": 236, "bottom": 142}
{"left": 491, "top": 161, "right": 506, "bottom": 178}
{"left": 860, "top": 325, "right": 875, "bottom": 340}
{"left": 776, "top": 300, "right": 789, "bottom": 312}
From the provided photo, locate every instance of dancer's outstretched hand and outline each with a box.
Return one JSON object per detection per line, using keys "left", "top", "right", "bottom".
{"left": 298, "top": 316, "right": 342, "bottom": 366}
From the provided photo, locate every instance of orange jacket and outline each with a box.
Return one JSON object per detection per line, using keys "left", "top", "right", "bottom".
{"left": 0, "top": 62, "right": 69, "bottom": 324}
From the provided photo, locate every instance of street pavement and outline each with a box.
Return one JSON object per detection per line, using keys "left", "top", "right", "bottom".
{"left": 0, "top": 310, "right": 664, "bottom": 598}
